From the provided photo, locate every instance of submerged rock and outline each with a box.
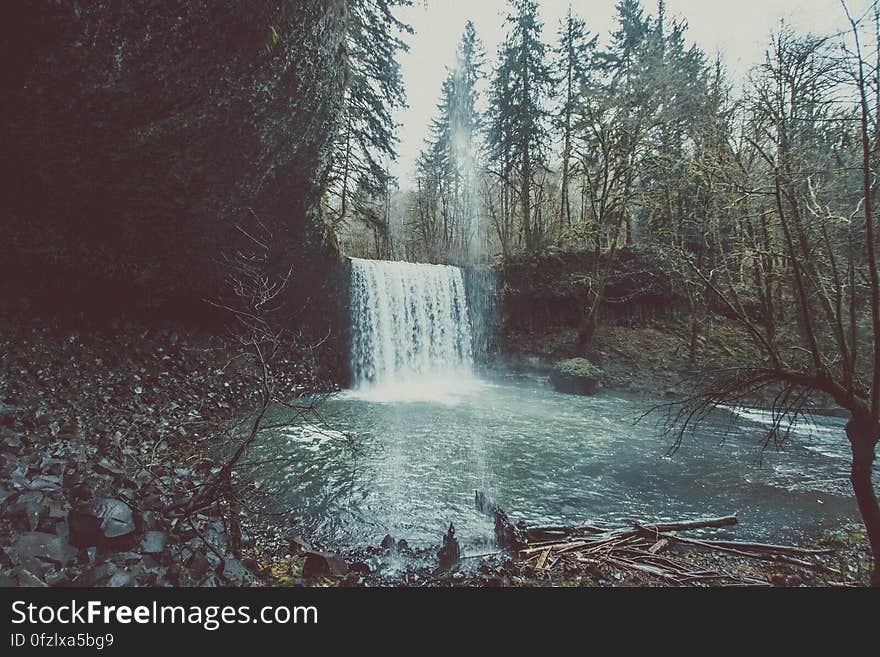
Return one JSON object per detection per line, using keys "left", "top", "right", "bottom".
{"left": 549, "top": 358, "right": 603, "bottom": 395}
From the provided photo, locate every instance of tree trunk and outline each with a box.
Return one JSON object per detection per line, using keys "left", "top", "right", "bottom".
{"left": 577, "top": 300, "right": 599, "bottom": 352}
{"left": 845, "top": 414, "right": 880, "bottom": 586}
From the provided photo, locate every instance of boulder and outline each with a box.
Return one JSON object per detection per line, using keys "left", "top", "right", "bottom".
{"left": 11, "top": 532, "right": 78, "bottom": 568}
{"left": 302, "top": 551, "right": 348, "bottom": 579}
{"left": 549, "top": 358, "right": 603, "bottom": 395}
{"left": 437, "top": 523, "right": 461, "bottom": 571}
{"left": 68, "top": 498, "right": 139, "bottom": 548}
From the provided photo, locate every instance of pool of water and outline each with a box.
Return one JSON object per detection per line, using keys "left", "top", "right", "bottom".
{"left": 250, "top": 375, "right": 867, "bottom": 552}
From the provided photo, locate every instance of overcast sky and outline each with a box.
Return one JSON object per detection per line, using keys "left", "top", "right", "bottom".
{"left": 390, "top": 0, "right": 866, "bottom": 186}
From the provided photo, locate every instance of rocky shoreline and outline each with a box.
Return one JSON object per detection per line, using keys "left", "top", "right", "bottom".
{"left": 0, "top": 319, "right": 331, "bottom": 587}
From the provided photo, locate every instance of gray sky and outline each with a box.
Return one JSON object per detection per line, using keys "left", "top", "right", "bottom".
{"left": 390, "top": 0, "right": 862, "bottom": 185}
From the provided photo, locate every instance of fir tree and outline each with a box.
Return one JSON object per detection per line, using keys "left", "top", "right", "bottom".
{"left": 326, "top": 0, "right": 412, "bottom": 236}
{"left": 554, "top": 7, "right": 597, "bottom": 233}
{"left": 488, "top": 0, "right": 553, "bottom": 252}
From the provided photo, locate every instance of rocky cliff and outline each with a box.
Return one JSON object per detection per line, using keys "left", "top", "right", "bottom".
{"left": 1, "top": 0, "right": 346, "bottom": 324}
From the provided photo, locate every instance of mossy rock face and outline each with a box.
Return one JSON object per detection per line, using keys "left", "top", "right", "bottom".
{"left": 549, "top": 358, "right": 603, "bottom": 396}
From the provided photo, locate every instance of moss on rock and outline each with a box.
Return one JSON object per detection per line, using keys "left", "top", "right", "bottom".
{"left": 550, "top": 358, "right": 603, "bottom": 395}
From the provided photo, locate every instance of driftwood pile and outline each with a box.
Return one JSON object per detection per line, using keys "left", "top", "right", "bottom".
{"left": 474, "top": 492, "right": 838, "bottom": 586}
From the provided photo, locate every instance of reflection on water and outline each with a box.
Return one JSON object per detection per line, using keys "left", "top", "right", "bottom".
{"left": 251, "top": 378, "right": 871, "bottom": 551}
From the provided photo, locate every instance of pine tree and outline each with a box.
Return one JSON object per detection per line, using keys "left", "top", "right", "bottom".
{"left": 326, "top": 0, "right": 412, "bottom": 239}
{"left": 412, "top": 21, "right": 486, "bottom": 262}
{"left": 554, "top": 7, "right": 597, "bottom": 234}
{"left": 488, "top": 0, "right": 553, "bottom": 253}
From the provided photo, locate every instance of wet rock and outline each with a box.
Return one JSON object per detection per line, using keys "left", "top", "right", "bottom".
{"left": 7, "top": 491, "right": 48, "bottom": 531}
{"left": 0, "top": 487, "right": 15, "bottom": 505}
{"left": 141, "top": 492, "right": 163, "bottom": 511}
{"left": 47, "top": 500, "right": 68, "bottom": 520}
{"left": 12, "top": 532, "right": 78, "bottom": 568}
{"left": 380, "top": 534, "right": 395, "bottom": 550}
{"left": 349, "top": 561, "right": 371, "bottom": 575}
{"left": 186, "top": 552, "right": 211, "bottom": 579}
{"left": 437, "top": 523, "right": 461, "bottom": 571}
{"left": 12, "top": 567, "right": 48, "bottom": 587}
{"left": 302, "top": 551, "right": 348, "bottom": 579}
{"left": 290, "top": 536, "right": 313, "bottom": 552}
{"left": 68, "top": 498, "right": 138, "bottom": 548}
{"left": 95, "top": 459, "right": 124, "bottom": 477}
{"left": 0, "top": 402, "right": 23, "bottom": 422}
{"left": 73, "top": 563, "right": 116, "bottom": 587}
{"left": 1, "top": 431, "right": 23, "bottom": 452}
{"left": 549, "top": 358, "right": 603, "bottom": 396}
{"left": 46, "top": 569, "right": 70, "bottom": 586}
{"left": 68, "top": 483, "right": 93, "bottom": 503}
{"left": 40, "top": 458, "right": 67, "bottom": 475}
{"left": 141, "top": 531, "right": 166, "bottom": 555}
{"left": 28, "top": 475, "right": 62, "bottom": 492}
{"left": 219, "top": 557, "right": 257, "bottom": 586}
{"left": 107, "top": 571, "right": 134, "bottom": 587}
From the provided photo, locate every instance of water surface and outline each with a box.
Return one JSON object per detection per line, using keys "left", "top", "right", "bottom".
{"left": 253, "top": 376, "right": 864, "bottom": 552}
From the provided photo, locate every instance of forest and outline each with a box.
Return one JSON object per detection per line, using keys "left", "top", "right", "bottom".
{"left": 0, "top": 0, "right": 879, "bottom": 597}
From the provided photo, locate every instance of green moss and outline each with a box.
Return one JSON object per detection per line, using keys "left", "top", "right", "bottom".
{"left": 554, "top": 358, "right": 603, "bottom": 380}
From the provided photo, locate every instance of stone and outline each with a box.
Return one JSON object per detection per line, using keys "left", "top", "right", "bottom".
{"left": 289, "top": 535, "right": 313, "bottom": 553}
{"left": 219, "top": 557, "right": 257, "bottom": 586}
{"left": 437, "top": 523, "right": 461, "bottom": 571}
{"left": 302, "top": 551, "right": 348, "bottom": 579}
{"left": 106, "top": 571, "right": 134, "bottom": 587}
{"left": 28, "top": 475, "right": 62, "bottom": 492}
{"left": 12, "top": 567, "right": 48, "bottom": 587}
{"left": 140, "top": 531, "right": 166, "bottom": 555}
{"left": 73, "top": 563, "right": 116, "bottom": 587}
{"left": 68, "top": 498, "right": 138, "bottom": 548}
{"left": 549, "top": 358, "right": 603, "bottom": 396}
{"left": 186, "top": 552, "right": 211, "bottom": 578}
{"left": 7, "top": 491, "right": 48, "bottom": 531}
{"left": 1, "top": 431, "right": 23, "bottom": 452}
{"left": 349, "top": 561, "right": 371, "bottom": 575}
{"left": 11, "top": 532, "right": 78, "bottom": 568}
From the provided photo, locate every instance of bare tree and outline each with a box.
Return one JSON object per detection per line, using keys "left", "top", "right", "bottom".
{"left": 170, "top": 215, "right": 328, "bottom": 554}
{"left": 665, "top": 8, "right": 880, "bottom": 585}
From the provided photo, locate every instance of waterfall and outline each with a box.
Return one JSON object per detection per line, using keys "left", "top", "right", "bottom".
{"left": 349, "top": 257, "right": 476, "bottom": 401}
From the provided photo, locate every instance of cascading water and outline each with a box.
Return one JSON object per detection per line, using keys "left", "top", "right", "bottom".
{"left": 348, "top": 257, "right": 478, "bottom": 402}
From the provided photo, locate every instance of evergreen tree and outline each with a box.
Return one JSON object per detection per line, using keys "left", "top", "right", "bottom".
{"left": 488, "top": 0, "right": 553, "bottom": 252}
{"left": 554, "top": 7, "right": 597, "bottom": 233}
{"left": 412, "top": 21, "right": 486, "bottom": 262}
{"left": 326, "top": 0, "right": 412, "bottom": 238}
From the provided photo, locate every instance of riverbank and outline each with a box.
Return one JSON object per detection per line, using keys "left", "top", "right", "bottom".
{"left": 502, "top": 318, "right": 782, "bottom": 402}
{"left": 245, "top": 515, "right": 873, "bottom": 588}
{"left": 0, "top": 318, "right": 335, "bottom": 587}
